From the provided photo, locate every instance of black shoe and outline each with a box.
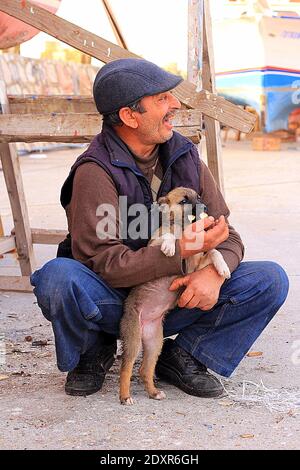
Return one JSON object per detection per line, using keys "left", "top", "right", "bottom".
{"left": 155, "top": 339, "right": 224, "bottom": 398}
{"left": 65, "top": 337, "right": 117, "bottom": 397}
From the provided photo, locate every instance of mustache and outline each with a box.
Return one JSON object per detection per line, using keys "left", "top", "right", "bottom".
{"left": 163, "top": 110, "right": 178, "bottom": 120}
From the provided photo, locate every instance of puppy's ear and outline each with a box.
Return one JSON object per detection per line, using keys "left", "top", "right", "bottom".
{"left": 158, "top": 196, "right": 169, "bottom": 205}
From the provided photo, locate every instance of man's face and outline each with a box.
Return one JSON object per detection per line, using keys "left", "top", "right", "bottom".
{"left": 134, "top": 91, "right": 181, "bottom": 145}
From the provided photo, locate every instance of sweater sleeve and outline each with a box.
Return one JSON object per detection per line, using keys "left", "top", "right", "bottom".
{"left": 199, "top": 160, "right": 245, "bottom": 273}
{"left": 66, "top": 162, "right": 183, "bottom": 288}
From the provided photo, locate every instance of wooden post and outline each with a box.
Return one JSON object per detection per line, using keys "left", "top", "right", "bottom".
{"left": 0, "top": 216, "right": 3, "bottom": 238}
{"left": 101, "top": 0, "right": 128, "bottom": 50}
{"left": 0, "top": 80, "right": 35, "bottom": 276}
{"left": 202, "top": 0, "right": 225, "bottom": 195}
{"left": 187, "top": 0, "right": 203, "bottom": 91}
{"left": 188, "top": 0, "right": 225, "bottom": 195}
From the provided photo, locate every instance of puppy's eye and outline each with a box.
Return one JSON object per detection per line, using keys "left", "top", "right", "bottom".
{"left": 180, "top": 198, "right": 188, "bottom": 205}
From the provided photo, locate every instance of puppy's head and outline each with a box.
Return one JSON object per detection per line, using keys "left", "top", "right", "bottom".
{"left": 158, "top": 187, "right": 207, "bottom": 226}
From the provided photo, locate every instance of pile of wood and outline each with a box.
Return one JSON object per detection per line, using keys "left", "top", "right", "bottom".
{"left": 251, "top": 127, "right": 299, "bottom": 151}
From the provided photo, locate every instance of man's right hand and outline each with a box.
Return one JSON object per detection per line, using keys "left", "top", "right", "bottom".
{"left": 179, "top": 215, "right": 229, "bottom": 259}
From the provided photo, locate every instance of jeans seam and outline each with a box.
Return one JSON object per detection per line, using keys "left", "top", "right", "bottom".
{"left": 95, "top": 300, "right": 123, "bottom": 306}
{"left": 190, "top": 302, "right": 229, "bottom": 346}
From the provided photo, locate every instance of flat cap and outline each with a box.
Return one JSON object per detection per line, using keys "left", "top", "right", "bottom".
{"left": 93, "top": 58, "right": 183, "bottom": 115}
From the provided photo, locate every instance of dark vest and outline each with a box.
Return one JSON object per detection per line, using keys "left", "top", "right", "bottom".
{"left": 58, "top": 124, "right": 201, "bottom": 257}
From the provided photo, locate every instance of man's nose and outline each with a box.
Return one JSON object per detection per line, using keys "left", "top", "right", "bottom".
{"left": 169, "top": 93, "right": 181, "bottom": 109}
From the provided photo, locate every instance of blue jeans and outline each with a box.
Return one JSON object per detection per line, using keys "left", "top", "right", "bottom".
{"left": 30, "top": 259, "right": 289, "bottom": 377}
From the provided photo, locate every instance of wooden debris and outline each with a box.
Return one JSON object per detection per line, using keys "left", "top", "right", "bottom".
{"left": 31, "top": 340, "right": 48, "bottom": 347}
{"left": 247, "top": 351, "right": 263, "bottom": 357}
{"left": 252, "top": 135, "right": 281, "bottom": 151}
{"left": 0, "top": 375, "right": 9, "bottom": 380}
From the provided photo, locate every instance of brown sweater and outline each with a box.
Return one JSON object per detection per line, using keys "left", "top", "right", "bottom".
{"left": 66, "top": 158, "right": 244, "bottom": 288}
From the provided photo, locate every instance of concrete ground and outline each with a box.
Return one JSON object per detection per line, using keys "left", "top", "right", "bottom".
{"left": 0, "top": 139, "right": 299, "bottom": 450}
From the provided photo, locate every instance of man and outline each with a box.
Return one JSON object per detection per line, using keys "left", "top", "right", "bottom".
{"left": 31, "top": 58, "right": 289, "bottom": 398}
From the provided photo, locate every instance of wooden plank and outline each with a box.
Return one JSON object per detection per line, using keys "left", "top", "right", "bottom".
{"left": 0, "top": 276, "right": 33, "bottom": 292}
{"left": 187, "top": 0, "right": 204, "bottom": 90}
{"left": 6, "top": 92, "right": 248, "bottom": 132}
{"left": 0, "top": 0, "right": 256, "bottom": 133}
{"left": 173, "top": 84, "right": 255, "bottom": 133}
{"left": 0, "top": 216, "right": 4, "bottom": 237}
{"left": 202, "top": 0, "right": 225, "bottom": 194}
{"left": 0, "top": 80, "right": 35, "bottom": 276}
{"left": 0, "top": 111, "right": 203, "bottom": 143}
{"left": 102, "top": 0, "right": 128, "bottom": 50}
{"left": 31, "top": 228, "right": 68, "bottom": 244}
{"left": 0, "top": 0, "right": 137, "bottom": 62}
{"left": 8, "top": 95, "right": 98, "bottom": 114}
{"left": 0, "top": 236, "right": 16, "bottom": 255}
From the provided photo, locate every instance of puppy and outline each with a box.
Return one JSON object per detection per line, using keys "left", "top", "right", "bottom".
{"left": 119, "top": 187, "right": 230, "bottom": 405}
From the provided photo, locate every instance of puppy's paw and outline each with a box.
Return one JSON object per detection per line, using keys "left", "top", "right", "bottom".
{"left": 161, "top": 233, "right": 176, "bottom": 257}
{"left": 120, "top": 396, "right": 134, "bottom": 406}
{"left": 150, "top": 390, "right": 166, "bottom": 400}
{"left": 210, "top": 250, "right": 231, "bottom": 279}
{"left": 214, "top": 258, "right": 231, "bottom": 279}
{"left": 217, "top": 263, "right": 231, "bottom": 279}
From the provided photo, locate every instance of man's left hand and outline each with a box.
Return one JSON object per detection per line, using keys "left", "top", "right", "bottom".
{"left": 169, "top": 264, "right": 226, "bottom": 310}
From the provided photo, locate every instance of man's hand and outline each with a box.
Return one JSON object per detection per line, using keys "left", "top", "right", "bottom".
{"left": 169, "top": 264, "right": 226, "bottom": 310}
{"left": 179, "top": 215, "right": 229, "bottom": 259}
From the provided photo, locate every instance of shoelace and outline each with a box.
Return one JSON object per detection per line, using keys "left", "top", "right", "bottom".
{"left": 176, "top": 348, "right": 207, "bottom": 374}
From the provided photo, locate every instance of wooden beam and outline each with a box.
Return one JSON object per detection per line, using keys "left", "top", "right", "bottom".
{"left": 202, "top": 0, "right": 225, "bottom": 194}
{"left": 0, "top": 0, "right": 137, "bottom": 61}
{"left": 101, "top": 0, "right": 128, "bottom": 50}
{"left": 0, "top": 236, "right": 16, "bottom": 255}
{"left": 0, "top": 111, "right": 202, "bottom": 143}
{"left": 8, "top": 95, "right": 98, "bottom": 114}
{"left": 0, "top": 80, "right": 35, "bottom": 275}
{"left": 187, "top": 0, "right": 204, "bottom": 90}
{"left": 6, "top": 93, "right": 250, "bottom": 132}
{"left": 0, "top": 276, "right": 33, "bottom": 292}
{"left": 31, "top": 228, "right": 68, "bottom": 244}
{"left": 0, "top": 0, "right": 256, "bottom": 133}
{"left": 0, "top": 216, "right": 4, "bottom": 238}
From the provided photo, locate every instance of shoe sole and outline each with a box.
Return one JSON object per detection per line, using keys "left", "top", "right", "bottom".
{"left": 65, "top": 386, "right": 102, "bottom": 397}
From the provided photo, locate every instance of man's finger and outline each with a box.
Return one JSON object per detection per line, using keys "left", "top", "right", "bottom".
{"left": 169, "top": 275, "right": 190, "bottom": 291}
{"left": 185, "top": 296, "right": 202, "bottom": 309}
{"left": 197, "top": 302, "right": 215, "bottom": 311}
{"left": 203, "top": 217, "right": 229, "bottom": 246}
{"left": 178, "top": 287, "right": 194, "bottom": 308}
{"left": 191, "top": 216, "right": 215, "bottom": 232}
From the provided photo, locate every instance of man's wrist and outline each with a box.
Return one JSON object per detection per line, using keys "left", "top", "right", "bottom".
{"left": 203, "top": 264, "right": 226, "bottom": 286}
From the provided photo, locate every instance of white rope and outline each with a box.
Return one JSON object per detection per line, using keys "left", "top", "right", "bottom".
{"left": 221, "top": 379, "right": 300, "bottom": 413}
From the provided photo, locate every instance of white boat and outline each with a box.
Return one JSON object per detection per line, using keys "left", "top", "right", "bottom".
{"left": 213, "top": 2, "right": 300, "bottom": 132}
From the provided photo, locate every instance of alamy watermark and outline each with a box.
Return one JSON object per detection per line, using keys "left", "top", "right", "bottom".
{"left": 95, "top": 196, "right": 207, "bottom": 250}
{"left": 292, "top": 80, "right": 300, "bottom": 105}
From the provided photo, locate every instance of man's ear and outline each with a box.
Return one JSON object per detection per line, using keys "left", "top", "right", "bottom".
{"left": 118, "top": 107, "right": 138, "bottom": 129}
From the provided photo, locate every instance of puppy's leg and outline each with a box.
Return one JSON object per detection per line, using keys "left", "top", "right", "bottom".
{"left": 119, "top": 310, "right": 141, "bottom": 405}
{"left": 160, "top": 233, "right": 176, "bottom": 257}
{"left": 209, "top": 249, "right": 231, "bottom": 279}
{"left": 140, "top": 318, "right": 166, "bottom": 400}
